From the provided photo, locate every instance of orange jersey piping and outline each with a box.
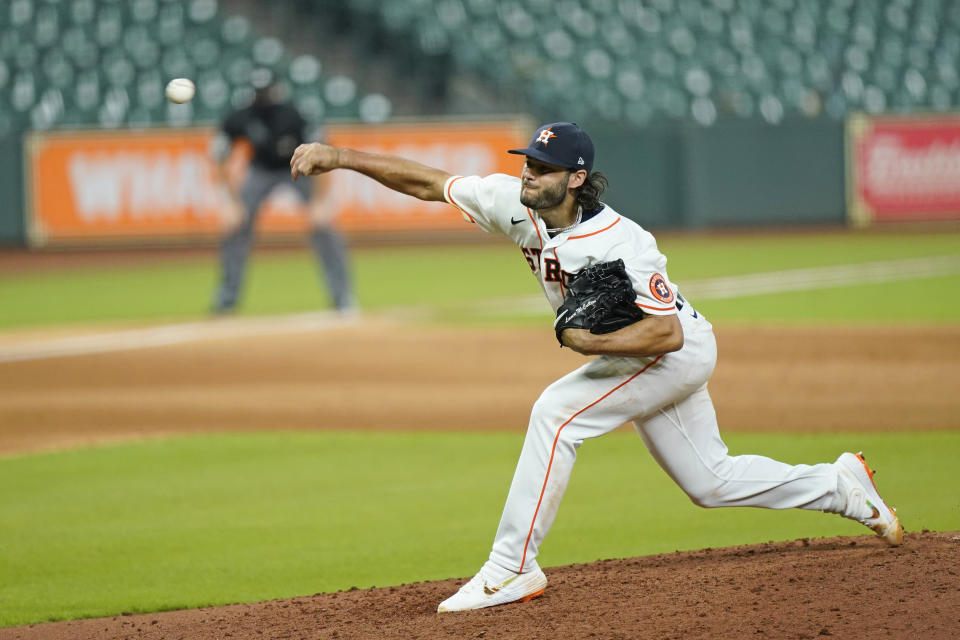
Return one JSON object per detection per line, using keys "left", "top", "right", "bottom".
{"left": 519, "top": 355, "right": 665, "bottom": 572}
{"left": 637, "top": 302, "right": 677, "bottom": 312}
{"left": 568, "top": 216, "right": 621, "bottom": 240}
{"left": 445, "top": 176, "right": 475, "bottom": 223}
{"left": 525, "top": 207, "right": 543, "bottom": 249}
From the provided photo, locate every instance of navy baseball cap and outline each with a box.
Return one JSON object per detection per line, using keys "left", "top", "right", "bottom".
{"left": 508, "top": 122, "right": 594, "bottom": 173}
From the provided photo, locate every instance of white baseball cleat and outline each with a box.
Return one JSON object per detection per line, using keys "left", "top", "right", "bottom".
{"left": 437, "top": 561, "right": 547, "bottom": 612}
{"left": 835, "top": 451, "right": 903, "bottom": 546}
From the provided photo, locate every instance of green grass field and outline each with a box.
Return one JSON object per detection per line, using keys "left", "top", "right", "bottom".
{"left": 2, "top": 229, "right": 959, "bottom": 329}
{"left": 2, "top": 430, "right": 958, "bottom": 627}
{"left": 1, "top": 229, "right": 959, "bottom": 627}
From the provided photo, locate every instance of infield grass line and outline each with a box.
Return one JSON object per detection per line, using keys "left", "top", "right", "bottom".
{"left": 0, "top": 310, "right": 361, "bottom": 363}
{"left": 679, "top": 253, "right": 960, "bottom": 298}
{"left": 3, "top": 229, "right": 960, "bottom": 331}
{"left": 474, "top": 252, "right": 960, "bottom": 315}
{"left": 3, "top": 253, "right": 958, "bottom": 362}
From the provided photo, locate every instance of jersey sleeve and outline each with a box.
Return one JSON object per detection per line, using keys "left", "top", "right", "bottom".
{"left": 442, "top": 173, "right": 521, "bottom": 236}
{"left": 620, "top": 236, "right": 678, "bottom": 316}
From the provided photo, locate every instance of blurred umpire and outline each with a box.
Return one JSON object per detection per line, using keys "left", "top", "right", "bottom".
{"left": 210, "top": 68, "right": 355, "bottom": 315}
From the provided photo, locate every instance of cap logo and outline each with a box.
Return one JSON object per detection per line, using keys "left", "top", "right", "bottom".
{"left": 577, "top": 157, "right": 585, "bottom": 165}
{"left": 535, "top": 128, "right": 557, "bottom": 145}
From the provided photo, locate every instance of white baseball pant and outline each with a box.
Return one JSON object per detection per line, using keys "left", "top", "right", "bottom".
{"left": 489, "top": 313, "right": 844, "bottom": 574}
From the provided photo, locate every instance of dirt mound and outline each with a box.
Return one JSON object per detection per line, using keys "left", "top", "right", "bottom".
{"left": 4, "top": 531, "right": 957, "bottom": 640}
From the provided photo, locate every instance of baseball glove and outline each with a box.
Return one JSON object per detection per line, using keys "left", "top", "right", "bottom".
{"left": 554, "top": 259, "right": 646, "bottom": 345}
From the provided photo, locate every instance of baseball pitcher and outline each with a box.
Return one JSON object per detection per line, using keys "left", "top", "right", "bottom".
{"left": 290, "top": 122, "right": 902, "bottom": 612}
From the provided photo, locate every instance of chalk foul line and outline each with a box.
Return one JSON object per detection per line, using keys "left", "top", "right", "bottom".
{"left": 474, "top": 253, "right": 960, "bottom": 314}
{"left": 0, "top": 311, "right": 361, "bottom": 363}
{"left": 1, "top": 254, "right": 958, "bottom": 362}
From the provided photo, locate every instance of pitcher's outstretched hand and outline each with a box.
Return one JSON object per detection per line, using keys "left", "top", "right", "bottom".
{"left": 291, "top": 143, "right": 340, "bottom": 180}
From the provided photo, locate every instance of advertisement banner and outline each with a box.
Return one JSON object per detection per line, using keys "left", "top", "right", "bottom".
{"left": 25, "top": 119, "right": 529, "bottom": 246}
{"left": 846, "top": 112, "right": 960, "bottom": 226}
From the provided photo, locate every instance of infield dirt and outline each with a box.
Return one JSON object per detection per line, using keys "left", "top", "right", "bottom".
{"left": 1, "top": 322, "right": 959, "bottom": 638}
{"left": 2, "top": 323, "right": 959, "bottom": 455}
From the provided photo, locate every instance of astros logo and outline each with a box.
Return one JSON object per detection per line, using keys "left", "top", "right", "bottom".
{"left": 535, "top": 127, "right": 557, "bottom": 145}
{"left": 649, "top": 273, "right": 674, "bottom": 304}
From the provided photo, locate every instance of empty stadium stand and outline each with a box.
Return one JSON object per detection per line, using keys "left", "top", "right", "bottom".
{"left": 0, "top": 0, "right": 395, "bottom": 132}
{"left": 0, "top": 0, "right": 957, "bottom": 134}
{"left": 345, "top": 0, "right": 960, "bottom": 126}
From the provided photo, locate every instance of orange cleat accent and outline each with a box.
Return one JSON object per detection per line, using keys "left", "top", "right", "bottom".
{"left": 519, "top": 589, "right": 545, "bottom": 603}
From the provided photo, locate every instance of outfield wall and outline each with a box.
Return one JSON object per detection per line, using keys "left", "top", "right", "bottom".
{"left": 18, "top": 120, "right": 530, "bottom": 248}
{"left": 0, "top": 134, "right": 25, "bottom": 246}
{"left": 590, "top": 119, "right": 846, "bottom": 229}
{"left": 3, "top": 113, "right": 959, "bottom": 247}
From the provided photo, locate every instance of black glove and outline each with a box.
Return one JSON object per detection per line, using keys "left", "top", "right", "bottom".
{"left": 554, "top": 259, "right": 646, "bottom": 345}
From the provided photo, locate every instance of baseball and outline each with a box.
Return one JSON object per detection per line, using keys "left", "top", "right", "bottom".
{"left": 165, "top": 78, "right": 195, "bottom": 104}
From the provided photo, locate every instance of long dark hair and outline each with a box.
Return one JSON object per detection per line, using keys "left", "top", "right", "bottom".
{"left": 575, "top": 171, "right": 608, "bottom": 211}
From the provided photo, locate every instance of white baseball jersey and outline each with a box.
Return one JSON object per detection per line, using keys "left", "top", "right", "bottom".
{"left": 444, "top": 173, "right": 698, "bottom": 322}
{"left": 442, "top": 171, "right": 842, "bottom": 577}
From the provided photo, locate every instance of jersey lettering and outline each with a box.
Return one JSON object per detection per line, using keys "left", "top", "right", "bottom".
{"left": 543, "top": 258, "right": 562, "bottom": 282}
{"left": 521, "top": 248, "right": 542, "bottom": 272}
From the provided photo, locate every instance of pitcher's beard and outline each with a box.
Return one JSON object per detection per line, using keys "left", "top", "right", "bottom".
{"left": 520, "top": 176, "right": 569, "bottom": 210}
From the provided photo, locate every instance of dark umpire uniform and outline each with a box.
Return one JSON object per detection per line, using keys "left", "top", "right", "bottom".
{"left": 211, "top": 70, "right": 354, "bottom": 314}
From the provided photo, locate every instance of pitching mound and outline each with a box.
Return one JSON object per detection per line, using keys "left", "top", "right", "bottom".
{"left": 4, "top": 531, "right": 957, "bottom": 640}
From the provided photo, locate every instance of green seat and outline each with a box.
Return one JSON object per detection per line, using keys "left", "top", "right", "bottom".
{"left": 123, "top": 25, "right": 161, "bottom": 69}
{"left": 935, "top": 60, "right": 959, "bottom": 90}
{"left": 62, "top": 26, "right": 100, "bottom": 69}
{"left": 195, "top": 69, "right": 230, "bottom": 111}
{"left": 160, "top": 46, "right": 194, "bottom": 80}
{"left": 34, "top": 4, "right": 63, "bottom": 50}
{"left": 623, "top": 99, "right": 655, "bottom": 127}
{"left": 357, "top": 93, "right": 392, "bottom": 123}
{"left": 95, "top": 7, "right": 123, "bottom": 47}
{"left": 293, "top": 91, "right": 326, "bottom": 123}
{"left": 860, "top": 86, "right": 887, "bottom": 114}
{"left": 9, "top": 73, "right": 38, "bottom": 113}
{"left": 129, "top": 0, "right": 159, "bottom": 25}
{"left": 42, "top": 50, "right": 75, "bottom": 90}
{"left": 71, "top": 69, "right": 101, "bottom": 114}
{"left": 10, "top": 40, "right": 39, "bottom": 73}
{"left": 868, "top": 64, "right": 899, "bottom": 93}
{"left": 188, "top": 0, "right": 218, "bottom": 25}
{"left": 190, "top": 37, "right": 220, "bottom": 69}
{"left": 324, "top": 75, "right": 357, "bottom": 108}
{"left": 156, "top": 2, "right": 185, "bottom": 46}
{"left": 251, "top": 36, "right": 284, "bottom": 67}
{"left": 133, "top": 71, "right": 165, "bottom": 109}
{"left": 220, "top": 14, "right": 252, "bottom": 46}
{"left": 7, "top": 0, "right": 33, "bottom": 29}
{"left": 614, "top": 64, "right": 645, "bottom": 101}
{"left": 69, "top": 0, "right": 97, "bottom": 26}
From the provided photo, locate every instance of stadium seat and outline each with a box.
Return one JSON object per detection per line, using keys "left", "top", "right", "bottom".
{"left": 0, "top": 0, "right": 956, "bottom": 134}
